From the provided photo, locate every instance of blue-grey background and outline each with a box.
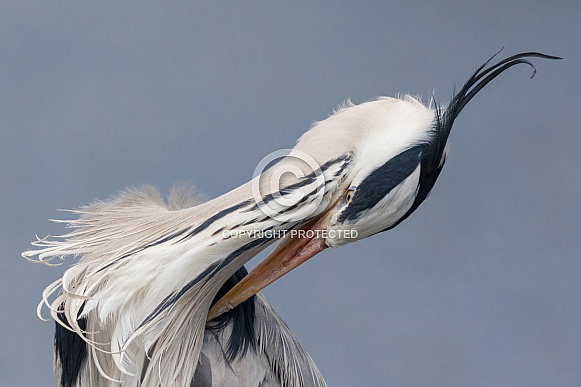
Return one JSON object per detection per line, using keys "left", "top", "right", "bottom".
{"left": 2, "top": 2, "right": 580, "bottom": 386}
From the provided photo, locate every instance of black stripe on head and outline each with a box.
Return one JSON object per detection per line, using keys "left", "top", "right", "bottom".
{"left": 339, "top": 145, "right": 422, "bottom": 223}
{"left": 384, "top": 51, "right": 560, "bottom": 232}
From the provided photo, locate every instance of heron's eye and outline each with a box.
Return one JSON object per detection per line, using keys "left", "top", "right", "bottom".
{"left": 344, "top": 188, "right": 355, "bottom": 204}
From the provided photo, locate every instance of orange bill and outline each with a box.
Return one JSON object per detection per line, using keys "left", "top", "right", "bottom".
{"left": 207, "top": 214, "right": 331, "bottom": 321}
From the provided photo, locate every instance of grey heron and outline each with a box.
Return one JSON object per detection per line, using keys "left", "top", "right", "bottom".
{"left": 24, "top": 52, "right": 559, "bottom": 387}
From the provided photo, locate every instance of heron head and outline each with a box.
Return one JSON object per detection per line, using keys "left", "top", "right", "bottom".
{"left": 208, "top": 52, "right": 560, "bottom": 320}
{"left": 318, "top": 51, "right": 561, "bottom": 248}
{"left": 316, "top": 96, "right": 439, "bottom": 248}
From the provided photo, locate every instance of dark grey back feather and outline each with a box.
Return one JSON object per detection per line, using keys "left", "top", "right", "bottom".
{"left": 198, "top": 292, "right": 327, "bottom": 387}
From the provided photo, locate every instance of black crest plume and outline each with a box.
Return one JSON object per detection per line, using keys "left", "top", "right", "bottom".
{"left": 389, "top": 51, "right": 561, "bottom": 231}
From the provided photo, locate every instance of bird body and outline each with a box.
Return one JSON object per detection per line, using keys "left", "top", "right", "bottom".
{"left": 24, "top": 52, "right": 559, "bottom": 386}
{"left": 46, "top": 186, "right": 327, "bottom": 386}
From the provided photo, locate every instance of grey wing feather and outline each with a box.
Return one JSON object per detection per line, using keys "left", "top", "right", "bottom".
{"left": 194, "top": 293, "right": 326, "bottom": 387}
